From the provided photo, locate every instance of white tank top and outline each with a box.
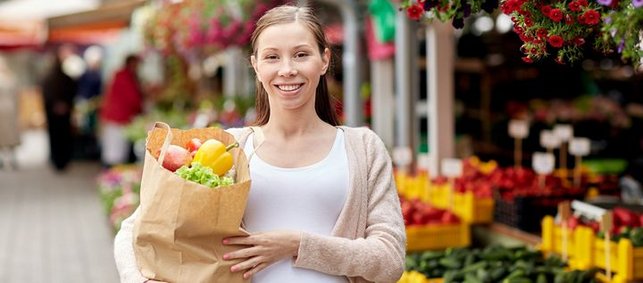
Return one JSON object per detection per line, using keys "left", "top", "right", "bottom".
{"left": 242, "top": 129, "right": 349, "bottom": 283}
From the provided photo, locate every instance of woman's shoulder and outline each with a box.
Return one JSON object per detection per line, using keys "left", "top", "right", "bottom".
{"left": 337, "top": 126, "right": 385, "bottom": 147}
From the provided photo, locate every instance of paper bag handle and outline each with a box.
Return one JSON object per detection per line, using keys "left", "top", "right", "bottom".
{"left": 153, "top": 122, "right": 173, "bottom": 166}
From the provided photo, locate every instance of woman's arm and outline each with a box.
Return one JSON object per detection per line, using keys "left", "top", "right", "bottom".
{"left": 113, "top": 207, "right": 149, "bottom": 283}
{"left": 293, "top": 131, "right": 406, "bottom": 283}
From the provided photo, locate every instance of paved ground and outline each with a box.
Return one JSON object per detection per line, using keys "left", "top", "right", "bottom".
{"left": 0, "top": 129, "right": 120, "bottom": 283}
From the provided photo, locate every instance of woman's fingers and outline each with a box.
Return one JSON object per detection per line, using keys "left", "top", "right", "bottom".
{"left": 243, "top": 262, "right": 268, "bottom": 279}
{"left": 224, "top": 245, "right": 263, "bottom": 260}
{"left": 231, "top": 255, "right": 264, "bottom": 272}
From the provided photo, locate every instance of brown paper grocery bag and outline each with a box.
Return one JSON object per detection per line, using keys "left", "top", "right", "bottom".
{"left": 133, "top": 122, "right": 250, "bottom": 283}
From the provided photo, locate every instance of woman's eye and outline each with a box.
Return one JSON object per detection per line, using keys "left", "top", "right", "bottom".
{"left": 265, "top": 55, "right": 278, "bottom": 60}
{"left": 295, "top": 52, "right": 309, "bottom": 58}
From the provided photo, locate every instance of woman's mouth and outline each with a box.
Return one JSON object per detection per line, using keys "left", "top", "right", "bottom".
{"left": 276, "top": 84, "right": 303, "bottom": 92}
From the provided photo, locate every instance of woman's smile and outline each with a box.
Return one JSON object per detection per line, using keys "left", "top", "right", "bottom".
{"left": 275, "top": 83, "right": 304, "bottom": 94}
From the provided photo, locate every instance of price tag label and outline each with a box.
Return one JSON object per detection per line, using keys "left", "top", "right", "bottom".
{"left": 554, "top": 124, "right": 574, "bottom": 142}
{"left": 509, "top": 120, "right": 529, "bottom": 139}
{"left": 540, "top": 130, "right": 560, "bottom": 149}
{"left": 416, "top": 153, "right": 430, "bottom": 171}
{"left": 569, "top": 137, "right": 590, "bottom": 156}
{"left": 441, "top": 158, "right": 463, "bottom": 178}
{"left": 392, "top": 147, "right": 413, "bottom": 167}
{"left": 532, "top": 152, "right": 555, "bottom": 174}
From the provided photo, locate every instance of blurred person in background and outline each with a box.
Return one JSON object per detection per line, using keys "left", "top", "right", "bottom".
{"left": 41, "top": 45, "right": 78, "bottom": 172}
{"left": 99, "top": 54, "right": 143, "bottom": 168}
{"left": 75, "top": 46, "right": 104, "bottom": 160}
{"left": 0, "top": 55, "right": 20, "bottom": 170}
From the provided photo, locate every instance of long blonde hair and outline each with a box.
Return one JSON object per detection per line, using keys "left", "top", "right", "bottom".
{"left": 250, "top": 5, "right": 339, "bottom": 126}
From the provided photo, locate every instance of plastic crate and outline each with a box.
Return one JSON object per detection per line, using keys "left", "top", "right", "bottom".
{"left": 427, "top": 185, "right": 494, "bottom": 224}
{"left": 397, "top": 271, "right": 443, "bottom": 283}
{"left": 494, "top": 193, "right": 583, "bottom": 234}
{"left": 541, "top": 216, "right": 576, "bottom": 257}
{"left": 406, "top": 223, "right": 471, "bottom": 252}
{"left": 396, "top": 172, "right": 431, "bottom": 203}
{"left": 553, "top": 224, "right": 643, "bottom": 283}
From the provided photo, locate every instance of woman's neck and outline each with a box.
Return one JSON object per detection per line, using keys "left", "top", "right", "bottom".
{"left": 263, "top": 112, "right": 330, "bottom": 139}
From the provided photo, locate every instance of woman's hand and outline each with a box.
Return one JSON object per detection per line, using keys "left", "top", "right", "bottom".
{"left": 222, "top": 231, "right": 302, "bottom": 279}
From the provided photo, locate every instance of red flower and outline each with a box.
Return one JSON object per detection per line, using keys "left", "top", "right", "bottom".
{"left": 536, "top": 28, "right": 548, "bottom": 38}
{"left": 580, "top": 10, "right": 600, "bottom": 25}
{"left": 548, "top": 34, "right": 564, "bottom": 48}
{"left": 406, "top": 4, "right": 424, "bottom": 21}
{"left": 565, "top": 14, "right": 575, "bottom": 24}
{"left": 522, "top": 56, "right": 534, "bottom": 63}
{"left": 578, "top": 0, "right": 589, "bottom": 6}
{"left": 549, "top": 8, "right": 563, "bottom": 22}
{"left": 501, "top": 0, "right": 522, "bottom": 14}
{"left": 569, "top": 1, "right": 582, "bottom": 12}
{"left": 540, "top": 5, "right": 552, "bottom": 17}
{"left": 524, "top": 17, "right": 533, "bottom": 27}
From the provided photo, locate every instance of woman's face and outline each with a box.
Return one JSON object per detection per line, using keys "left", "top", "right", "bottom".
{"left": 251, "top": 21, "right": 330, "bottom": 113}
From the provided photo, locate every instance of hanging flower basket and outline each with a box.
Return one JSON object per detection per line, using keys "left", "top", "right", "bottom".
{"left": 399, "top": 0, "right": 498, "bottom": 28}
{"left": 502, "top": 0, "right": 614, "bottom": 64}
{"left": 597, "top": 0, "right": 643, "bottom": 66}
{"left": 143, "top": 0, "right": 286, "bottom": 60}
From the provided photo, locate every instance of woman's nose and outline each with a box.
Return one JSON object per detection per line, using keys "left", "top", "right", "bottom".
{"left": 277, "top": 60, "right": 297, "bottom": 77}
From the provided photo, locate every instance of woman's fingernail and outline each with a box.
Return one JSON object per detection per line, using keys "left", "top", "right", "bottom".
{"left": 222, "top": 239, "right": 228, "bottom": 244}
{"left": 230, "top": 266, "right": 236, "bottom": 272}
{"left": 223, "top": 254, "right": 229, "bottom": 260}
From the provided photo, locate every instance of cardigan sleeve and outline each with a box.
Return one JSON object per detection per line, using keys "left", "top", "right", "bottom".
{"left": 113, "top": 207, "right": 148, "bottom": 283}
{"left": 293, "top": 130, "right": 406, "bottom": 283}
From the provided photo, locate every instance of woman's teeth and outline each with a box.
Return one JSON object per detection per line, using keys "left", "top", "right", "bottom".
{"left": 278, "top": 84, "right": 302, "bottom": 91}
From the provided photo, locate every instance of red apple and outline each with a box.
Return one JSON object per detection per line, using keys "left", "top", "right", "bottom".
{"left": 162, "top": 145, "right": 192, "bottom": 172}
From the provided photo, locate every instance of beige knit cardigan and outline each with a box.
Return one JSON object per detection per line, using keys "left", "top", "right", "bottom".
{"left": 114, "top": 126, "right": 406, "bottom": 283}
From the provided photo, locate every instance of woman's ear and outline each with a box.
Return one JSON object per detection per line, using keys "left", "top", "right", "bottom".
{"left": 321, "top": 48, "right": 330, "bottom": 75}
{"left": 251, "top": 55, "right": 261, "bottom": 82}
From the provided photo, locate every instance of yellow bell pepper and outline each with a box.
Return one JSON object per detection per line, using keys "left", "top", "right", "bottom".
{"left": 192, "top": 139, "right": 239, "bottom": 176}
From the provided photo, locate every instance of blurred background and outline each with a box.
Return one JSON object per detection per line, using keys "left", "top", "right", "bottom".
{"left": 0, "top": 0, "right": 642, "bottom": 282}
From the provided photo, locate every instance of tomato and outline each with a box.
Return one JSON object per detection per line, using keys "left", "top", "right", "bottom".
{"left": 185, "top": 138, "right": 203, "bottom": 153}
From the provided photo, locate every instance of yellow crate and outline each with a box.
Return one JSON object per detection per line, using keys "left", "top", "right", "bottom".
{"left": 427, "top": 186, "right": 493, "bottom": 224}
{"left": 396, "top": 173, "right": 493, "bottom": 224}
{"left": 397, "top": 172, "right": 431, "bottom": 203}
{"left": 453, "top": 191, "right": 494, "bottom": 224}
{"left": 543, "top": 215, "right": 643, "bottom": 282}
{"left": 397, "top": 271, "right": 444, "bottom": 283}
{"left": 406, "top": 223, "right": 470, "bottom": 252}
{"left": 593, "top": 238, "right": 643, "bottom": 282}
{"left": 541, "top": 216, "right": 575, "bottom": 252}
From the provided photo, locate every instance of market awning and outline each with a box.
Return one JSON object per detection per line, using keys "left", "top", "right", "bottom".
{"left": 0, "top": 20, "right": 45, "bottom": 50}
{"left": 46, "top": 0, "right": 146, "bottom": 44}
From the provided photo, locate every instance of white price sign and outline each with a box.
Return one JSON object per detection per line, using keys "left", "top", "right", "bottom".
{"left": 416, "top": 153, "right": 430, "bottom": 171}
{"left": 532, "top": 152, "right": 555, "bottom": 175}
{"left": 392, "top": 147, "right": 413, "bottom": 167}
{"left": 554, "top": 124, "right": 574, "bottom": 142}
{"left": 569, "top": 137, "right": 591, "bottom": 156}
{"left": 509, "top": 120, "right": 529, "bottom": 139}
{"left": 441, "top": 158, "right": 463, "bottom": 178}
{"left": 540, "top": 130, "right": 561, "bottom": 149}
